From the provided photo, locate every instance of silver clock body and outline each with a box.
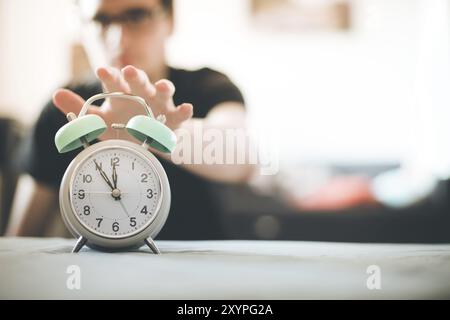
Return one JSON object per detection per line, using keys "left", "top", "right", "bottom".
{"left": 59, "top": 139, "right": 171, "bottom": 251}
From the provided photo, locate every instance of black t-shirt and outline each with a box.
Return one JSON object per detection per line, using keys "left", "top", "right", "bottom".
{"left": 21, "top": 67, "right": 245, "bottom": 240}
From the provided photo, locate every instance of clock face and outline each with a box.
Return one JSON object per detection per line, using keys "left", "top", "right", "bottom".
{"left": 69, "top": 146, "right": 162, "bottom": 238}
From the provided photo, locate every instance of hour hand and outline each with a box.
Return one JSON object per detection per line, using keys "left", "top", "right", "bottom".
{"left": 94, "top": 160, "right": 115, "bottom": 190}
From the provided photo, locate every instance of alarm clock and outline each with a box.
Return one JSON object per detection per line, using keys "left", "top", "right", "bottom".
{"left": 54, "top": 92, "right": 177, "bottom": 254}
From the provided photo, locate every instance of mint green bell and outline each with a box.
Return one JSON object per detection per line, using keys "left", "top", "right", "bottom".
{"left": 126, "top": 115, "right": 177, "bottom": 153}
{"left": 55, "top": 114, "right": 106, "bottom": 153}
{"left": 54, "top": 92, "right": 177, "bottom": 154}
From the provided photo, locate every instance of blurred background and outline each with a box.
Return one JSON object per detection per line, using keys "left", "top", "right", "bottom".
{"left": 1, "top": 0, "right": 450, "bottom": 242}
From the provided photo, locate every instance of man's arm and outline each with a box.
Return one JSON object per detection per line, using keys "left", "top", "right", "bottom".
{"left": 162, "top": 102, "right": 256, "bottom": 183}
{"left": 5, "top": 175, "right": 58, "bottom": 237}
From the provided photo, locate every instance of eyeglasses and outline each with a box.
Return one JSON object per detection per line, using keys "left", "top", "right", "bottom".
{"left": 91, "top": 7, "right": 167, "bottom": 31}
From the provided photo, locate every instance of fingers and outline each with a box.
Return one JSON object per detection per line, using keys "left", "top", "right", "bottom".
{"left": 92, "top": 65, "right": 192, "bottom": 129}
{"left": 122, "top": 65, "right": 156, "bottom": 100}
{"left": 53, "top": 89, "right": 101, "bottom": 117}
{"left": 174, "top": 103, "right": 193, "bottom": 122}
{"left": 155, "top": 79, "right": 175, "bottom": 100}
{"left": 96, "top": 67, "right": 130, "bottom": 93}
{"left": 166, "top": 103, "right": 193, "bottom": 129}
{"left": 151, "top": 79, "right": 176, "bottom": 115}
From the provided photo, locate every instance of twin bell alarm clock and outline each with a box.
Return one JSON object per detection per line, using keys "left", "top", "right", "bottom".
{"left": 54, "top": 92, "right": 176, "bottom": 254}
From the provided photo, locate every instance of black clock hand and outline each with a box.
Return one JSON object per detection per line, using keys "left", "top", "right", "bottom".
{"left": 93, "top": 160, "right": 115, "bottom": 191}
{"left": 112, "top": 162, "right": 118, "bottom": 189}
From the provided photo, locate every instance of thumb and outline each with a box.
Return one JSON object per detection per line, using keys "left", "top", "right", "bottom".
{"left": 53, "top": 89, "right": 85, "bottom": 116}
{"left": 53, "top": 89, "right": 102, "bottom": 118}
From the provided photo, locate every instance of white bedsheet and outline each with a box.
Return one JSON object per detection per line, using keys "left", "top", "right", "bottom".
{"left": 1, "top": 237, "right": 449, "bottom": 299}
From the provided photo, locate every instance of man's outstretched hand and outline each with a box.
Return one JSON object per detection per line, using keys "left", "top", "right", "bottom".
{"left": 53, "top": 65, "right": 193, "bottom": 141}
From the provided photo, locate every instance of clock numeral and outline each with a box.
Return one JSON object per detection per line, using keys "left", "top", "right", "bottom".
{"left": 82, "top": 174, "right": 92, "bottom": 183}
{"left": 147, "top": 188, "right": 154, "bottom": 199}
{"left": 140, "top": 205, "right": 148, "bottom": 215}
{"left": 83, "top": 205, "right": 90, "bottom": 215}
{"left": 111, "top": 157, "right": 120, "bottom": 167}
{"left": 96, "top": 218, "right": 103, "bottom": 228}
{"left": 78, "top": 189, "right": 85, "bottom": 200}
{"left": 130, "top": 217, "right": 137, "bottom": 227}
{"left": 132, "top": 161, "right": 135, "bottom": 171}
{"left": 112, "top": 222, "right": 119, "bottom": 232}
{"left": 141, "top": 173, "right": 148, "bottom": 183}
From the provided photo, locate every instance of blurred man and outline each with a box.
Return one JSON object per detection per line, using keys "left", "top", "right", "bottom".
{"left": 7, "top": 0, "right": 253, "bottom": 239}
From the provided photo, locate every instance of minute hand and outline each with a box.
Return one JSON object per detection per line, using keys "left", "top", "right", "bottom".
{"left": 112, "top": 162, "right": 118, "bottom": 189}
{"left": 94, "top": 160, "right": 115, "bottom": 190}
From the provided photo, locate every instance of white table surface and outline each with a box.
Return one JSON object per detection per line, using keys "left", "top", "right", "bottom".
{"left": 1, "top": 237, "right": 449, "bottom": 299}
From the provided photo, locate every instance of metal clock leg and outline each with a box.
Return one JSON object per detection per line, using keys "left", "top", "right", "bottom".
{"left": 144, "top": 237, "right": 161, "bottom": 254}
{"left": 72, "top": 236, "right": 87, "bottom": 253}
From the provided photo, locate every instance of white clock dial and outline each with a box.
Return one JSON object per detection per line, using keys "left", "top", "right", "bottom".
{"left": 69, "top": 147, "right": 162, "bottom": 238}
